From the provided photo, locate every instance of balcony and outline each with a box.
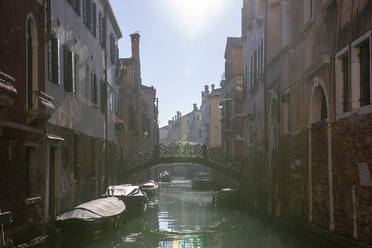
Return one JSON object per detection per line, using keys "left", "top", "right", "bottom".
{"left": 0, "top": 71, "right": 17, "bottom": 112}
{"left": 27, "top": 90, "right": 55, "bottom": 125}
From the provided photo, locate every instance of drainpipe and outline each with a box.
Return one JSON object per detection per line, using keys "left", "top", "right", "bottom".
{"left": 264, "top": 0, "right": 269, "bottom": 212}
{"left": 103, "top": 5, "right": 108, "bottom": 191}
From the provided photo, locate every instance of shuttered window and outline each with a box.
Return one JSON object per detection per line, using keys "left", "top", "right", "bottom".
{"left": 91, "top": 2, "right": 96, "bottom": 36}
{"left": 360, "top": 41, "right": 370, "bottom": 106}
{"left": 342, "top": 56, "right": 350, "bottom": 112}
{"left": 63, "top": 46, "right": 73, "bottom": 92}
{"left": 48, "top": 37, "right": 59, "bottom": 84}
{"left": 91, "top": 72, "right": 97, "bottom": 104}
{"left": 100, "top": 80, "right": 106, "bottom": 113}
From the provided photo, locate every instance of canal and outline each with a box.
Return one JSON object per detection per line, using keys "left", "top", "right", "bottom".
{"left": 62, "top": 178, "right": 336, "bottom": 248}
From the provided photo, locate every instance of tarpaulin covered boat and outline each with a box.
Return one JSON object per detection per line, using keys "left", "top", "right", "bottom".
{"left": 140, "top": 180, "right": 159, "bottom": 197}
{"left": 104, "top": 185, "right": 147, "bottom": 216}
{"left": 56, "top": 197, "right": 125, "bottom": 237}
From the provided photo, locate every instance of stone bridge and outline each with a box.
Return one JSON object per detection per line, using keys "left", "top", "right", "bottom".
{"left": 123, "top": 143, "right": 243, "bottom": 180}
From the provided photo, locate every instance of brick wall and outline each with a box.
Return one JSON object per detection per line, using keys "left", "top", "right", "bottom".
{"left": 333, "top": 112, "right": 372, "bottom": 244}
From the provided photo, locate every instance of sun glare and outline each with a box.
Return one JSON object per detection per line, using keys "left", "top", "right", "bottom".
{"left": 165, "top": 0, "right": 226, "bottom": 34}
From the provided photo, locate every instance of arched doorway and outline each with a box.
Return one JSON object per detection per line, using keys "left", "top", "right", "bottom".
{"left": 308, "top": 79, "right": 334, "bottom": 230}
{"left": 26, "top": 14, "right": 38, "bottom": 110}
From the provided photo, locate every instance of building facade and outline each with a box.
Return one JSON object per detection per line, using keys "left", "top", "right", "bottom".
{"left": 0, "top": 0, "right": 56, "bottom": 244}
{"left": 221, "top": 37, "right": 244, "bottom": 161}
{"left": 201, "top": 85, "right": 222, "bottom": 148}
{"left": 237, "top": 0, "right": 372, "bottom": 245}
{"left": 163, "top": 105, "right": 202, "bottom": 144}
{"left": 141, "top": 85, "right": 159, "bottom": 152}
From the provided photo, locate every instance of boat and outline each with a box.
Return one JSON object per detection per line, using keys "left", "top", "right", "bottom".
{"left": 105, "top": 184, "right": 147, "bottom": 216}
{"left": 159, "top": 171, "right": 172, "bottom": 182}
{"left": 56, "top": 197, "right": 125, "bottom": 238}
{"left": 191, "top": 172, "right": 216, "bottom": 190}
{"left": 212, "top": 188, "right": 238, "bottom": 207}
{"left": 140, "top": 180, "right": 159, "bottom": 197}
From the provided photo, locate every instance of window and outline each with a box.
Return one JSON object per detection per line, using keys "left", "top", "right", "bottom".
{"left": 336, "top": 48, "right": 350, "bottom": 114}
{"left": 351, "top": 34, "right": 371, "bottom": 109}
{"left": 67, "top": 0, "right": 80, "bottom": 15}
{"left": 48, "top": 37, "right": 59, "bottom": 84}
{"left": 250, "top": 55, "right": 253, "bottom": 89}
{"left": 90, "top": 2, "right": 96, "bottom": 36}
{"left": 91, "top": 71, "right": 97, "bottom": 104}
{"left": 109, "top": 91, "right": 113, "bottom": 112}
{"left": 132, "top": 71, "right": 136, "bottom": 90}
{"left": 99, "top": 12, "right": 103, "bottom": 46}
{"left": 85, "top": 65, "right": 90, "bottom": 101}
{"left": 342, "top": 56, "right": 350, "bottom": 112}
{"left": 26, "top": 17, "right": 38, "bottom": 110}
{"left": 74, "top": 55, "right": 79, "bottom": 93}
{"left": 63, "top": 46, "right": 74, "bottom": 92}
{"left": 129, "top": 105, "right": 136, "bottom": 131}
{"left": 359, "top": 42, "right": 370, "bottom": 106}
{"left": 110, "top": 33, "right": 115, "bottom": 64}
{"left": 100, "top": 80, "right": 106, "bottom": 113}
{"left": 83, "top": 0, "right": 89, "bottom": 25}
{"left": 283, "top": 90, "right": 291, "bottom": 133}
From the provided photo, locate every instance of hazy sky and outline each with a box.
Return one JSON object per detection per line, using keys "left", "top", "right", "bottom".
{"left": 110, "top": 0, "right": 242, "bottom": 127}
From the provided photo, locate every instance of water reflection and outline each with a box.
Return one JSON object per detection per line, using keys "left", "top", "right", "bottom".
{"left": 61, "top": 179, "right": 335, "bottom": 248}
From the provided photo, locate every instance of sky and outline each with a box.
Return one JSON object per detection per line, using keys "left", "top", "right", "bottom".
{"left": 110, "top": 0, "right": 242, "bottom": 127}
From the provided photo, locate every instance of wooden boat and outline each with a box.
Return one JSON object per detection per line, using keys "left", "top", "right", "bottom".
{"left": 212, "top": 188, "right": 238, "bottom": 207}
{"left": 140, "top": 180, "right": 159, "bottom": 198}
{"left": 56, "top": 197, "right": 125, "bottom": 238}
{"left": 105, "top": 184, "right": 147, "bottom": 216}
{"left": 159, "top": 171, "right": 172, "bottom": 182}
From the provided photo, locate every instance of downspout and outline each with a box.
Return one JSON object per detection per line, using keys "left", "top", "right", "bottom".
{"left": 103, "top": 5, "right": 109, "bottom": 191}
{"left": 264, "top": 0, "right": 269, "bottom": 212}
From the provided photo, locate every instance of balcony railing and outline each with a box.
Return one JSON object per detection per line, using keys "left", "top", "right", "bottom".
{"left": 0, "top": 71, "right": 17, "bottom": 112}
{"left": 27, "top": 90, "right": 55, "bottom": 125}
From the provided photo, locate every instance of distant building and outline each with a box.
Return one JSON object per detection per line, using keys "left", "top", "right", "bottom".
{"left": 201, "top": 84, "right": 222, "bottom": 147}
{"left": 165, "top": 105, "right": 202, "bottom": 144}
{"left": 141, "top": 85, "right": 159, "bottom": 151}
{"left": 117, "top": 33, "right": 143, "bottom": 163}
{"left": 159, "top": 126, "right": 169, "bottom": 143}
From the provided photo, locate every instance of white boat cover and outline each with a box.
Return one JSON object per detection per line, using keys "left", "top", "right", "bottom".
{"left": 57, "top": 197, "right": 125, "bottom": 222}
{"left": 140, "top": 180, "right": 159, "bottom": 190}
{"left": 105, "top": 185, "right": 145, "bottom": 197}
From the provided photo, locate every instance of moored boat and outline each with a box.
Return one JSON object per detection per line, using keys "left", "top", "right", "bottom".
{"left": 159, "top": 171, "right": 172, "bottom": 182}
{"left": 105, "top": 184, "right": 147, "bottom": 216}
{"left": 140, "top": 180, "right": 159, "bottom": 197}
{"left": 191, "top": 172, "right": 216, "bottom": 190}
{"left": 212, "top": 188, "right": 238, "bottom": 207}
{"left": 56, "top": 197, "right": 125, "bottom": 238}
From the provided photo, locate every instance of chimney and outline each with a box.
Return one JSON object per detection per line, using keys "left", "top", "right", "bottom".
{"left": 193, "top": 103, "right": 197, "bottom": 112}
{"left": 204, "top": 85, "right": 209, "bottom": 95}
{"left": 211, "top": 84, "right": 215, "bottom": 91}
{"left": 130, "top": 33, "right": 140, "bottom": 60}
{"left": 177, "top": 111, "right": 181, "bottom": 120}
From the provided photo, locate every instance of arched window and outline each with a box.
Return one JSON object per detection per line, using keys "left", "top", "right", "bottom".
{"left": 310, "top": 85, "right": 328, "bottom": 124}
{"left": 26, "top": 15, "right": 38, "bottom": 110}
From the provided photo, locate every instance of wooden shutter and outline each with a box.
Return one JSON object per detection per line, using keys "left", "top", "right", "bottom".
{"left": 52, "top": 38, "right": 59, "bottom": 83}
{"left": 92, "top": 2, "right": 96, "bottom": 36}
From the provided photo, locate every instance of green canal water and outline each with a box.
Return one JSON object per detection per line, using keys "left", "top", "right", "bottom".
{"left": 62, "top": 179, "right": 336, "bottom": 248}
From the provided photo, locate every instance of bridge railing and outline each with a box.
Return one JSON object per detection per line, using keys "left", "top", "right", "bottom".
{"left": 124, "top": 143, "right": 244, "bottom": 173}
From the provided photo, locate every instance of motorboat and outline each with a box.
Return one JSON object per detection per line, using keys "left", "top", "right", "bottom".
{"left": 140, "top": 180, "right": 159, "bottom": 197}
{"left": 159, "top": 171, "right": 172, "bottom": 182}
{"left": 212, "top": 188, "right": 238, "bottom": 207}
{"left": 56, "top": 197, "right": 125, "bottom": 237}
{"left": 105, "top": 184, "right": 147, "bottom": 216}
